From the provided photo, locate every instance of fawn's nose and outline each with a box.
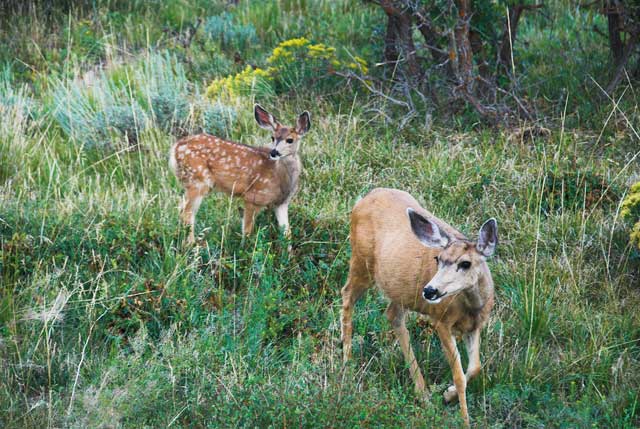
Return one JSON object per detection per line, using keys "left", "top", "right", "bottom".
{"left": 423, "top": 286, "right": 438, "bottom": 301}
{"left": 269, "top": 149, "right": 280, "bottom": 159}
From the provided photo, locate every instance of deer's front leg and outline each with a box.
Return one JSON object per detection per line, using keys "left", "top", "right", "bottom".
{"left": 274, "top": 203, "right": 290, "bottom": 237}
{"left": 436, "top": 325, "right": 470, "bottom": 427}
{"left": 444, "top": 328, "right": 481, "bottom": 404}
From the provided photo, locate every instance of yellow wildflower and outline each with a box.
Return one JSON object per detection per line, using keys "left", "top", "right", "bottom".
{"left": 308, "top": 44, "right": 336, "bottom": 60}
{"left": 278, "top": 37, "right": 310, "bottom": 48}
{"left": 267, "top": 37, "right": 311, "bottom": 63}
{"left": 206, "top": 66, "right": 273, "bottom": 98}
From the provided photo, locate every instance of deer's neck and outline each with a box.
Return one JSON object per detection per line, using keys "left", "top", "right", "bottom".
{"left": 272, "top": 154, "right": 301, "bottom": 202}
{"left": 463, "top": 269, "right": 493, "bottom": 314}
{"left": 276, "top": 154, "right": 301, "bottom": 178}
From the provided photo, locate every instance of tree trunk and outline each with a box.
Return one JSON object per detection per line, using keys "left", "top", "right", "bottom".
{"left": 454, "top": 0, "right": 475, "bottom": 93}
{"left": 379, "top": 1, "right": 421, "bottom": 79}
{"left": 606, "top": 0, "right": 624, "bottom": 65}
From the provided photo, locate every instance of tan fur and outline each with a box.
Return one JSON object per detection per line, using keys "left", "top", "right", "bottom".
{"left": 341, "top": 188, "right": 496, "bottom": 427}
{"left": 170, "top": 106, "right": 309, "bottom": 244}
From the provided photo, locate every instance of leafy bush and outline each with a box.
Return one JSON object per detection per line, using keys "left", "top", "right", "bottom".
{"left": 51, "top": 77, "right": 147, "bottom": 148}
{"left": 204, "top": 12, "right": 258, "bottom": 52}
{"left": 51, "top": 52, "right": 196, "bottom": 147}
{"left": 622, "top": 182, "right": 640, "bottom": 252}
{"left": 200, "top": 101, "right": 237, "bottom": 138}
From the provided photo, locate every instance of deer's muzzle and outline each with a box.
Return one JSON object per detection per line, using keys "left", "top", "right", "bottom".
{"left": 423, "top": 285, "right": 447, "bottom": 303}
{"left": 270, "top": 149, "right": 281, "bottom": 159}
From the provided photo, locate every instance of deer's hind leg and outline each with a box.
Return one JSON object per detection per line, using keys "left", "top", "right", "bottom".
{"left": 180, "top": 183, "right": 209, "bottom": 244}
{"left": 242, "top": 202, "right": 262, "bottom": 236}
{"left": 340, "top": 255, "right": 372, "bottom": 363}
{"left": 386, "top": 302, "right": 427, "bottom": 395}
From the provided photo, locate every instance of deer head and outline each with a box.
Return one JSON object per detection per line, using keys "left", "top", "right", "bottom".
{"left": 407, "top": 208, "right": 498, "bottom": 304}
{"left": 254, "top": 104, "right": 311, "bottom": 160}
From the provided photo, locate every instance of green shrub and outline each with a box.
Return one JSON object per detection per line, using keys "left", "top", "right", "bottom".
{"left": 200, "top": 101, "right": 237, "bottom": 138}
{"left": 51, "top": 77, "right": 147, "bottom": 148}
{"left": 136, "top": 52, "right": 191, "bottom": 134}
{"left": 51, "top": 52, "right": 196, "bottom": 147}
{"left": 204, "top": 12, "right": 258, "bottom": 52}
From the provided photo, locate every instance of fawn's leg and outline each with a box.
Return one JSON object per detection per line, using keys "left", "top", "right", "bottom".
{"left": 386, "top": 302, "right": 427, "bottom": 395}
{"left": 340, "top": 256, "right": 371, "bottom": 362}
{"left": 436, "top": 324, "right": 470, "bottom": 427}
{"left": 242, "top": 202, "right": 261, "bottom": 236}
{"left": 444, "top": 328, "right": 481, "bottom": 403}
{"left": 274, "top": 203, "right": 290, "bottom": 237}
{"left": 180, "top": 185, "right": 208, "bottom": 244}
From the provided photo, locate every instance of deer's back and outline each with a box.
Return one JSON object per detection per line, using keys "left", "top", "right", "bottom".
{"left": 350, "top": 188, "right": 478, "bottom": 323}
{"left": 172, "top": 134, "right": 298, "bottom": 206}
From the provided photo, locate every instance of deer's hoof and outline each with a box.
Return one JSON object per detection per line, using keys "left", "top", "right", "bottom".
{"left": 443, "top": 385, "right": 458, "bottom": 403}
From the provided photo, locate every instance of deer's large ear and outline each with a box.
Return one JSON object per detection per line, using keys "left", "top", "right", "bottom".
{"left": 476, "top": 218, "right": 498, "bottom": 257}
{"left": 296, "top": 111, "right": 311, "bottom": 135}
{"left": 407, "top": 208, "right": 449, "bottom": 248}
{"left": 254, "top": 104, "right": 278, "bottom": 130}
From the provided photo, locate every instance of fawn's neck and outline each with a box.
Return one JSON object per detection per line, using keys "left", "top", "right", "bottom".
{"left": 272, "top": 153, "right": 301, "bottom": 201}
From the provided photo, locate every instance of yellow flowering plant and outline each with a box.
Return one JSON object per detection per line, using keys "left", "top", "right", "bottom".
{"left": 206, "top": 37, "right": 369, "bottom": 99}
{"left": 621, "top": 182, "right": 640, "bottom": 252}
{"left": 206, "top": 65, "right": 274, "bottom": 99}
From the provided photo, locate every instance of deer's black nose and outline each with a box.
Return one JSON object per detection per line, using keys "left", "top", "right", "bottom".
{"left": 270, "top": 149, "right": 280, "bottom": 158}
{"left": 423, "top": 286, "right": 438, "bottom": 301}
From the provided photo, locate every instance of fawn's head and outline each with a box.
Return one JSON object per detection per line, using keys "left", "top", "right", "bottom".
{"left": 254, "top": 104, "right": 311, "bottom": 160}
{"left": 407, "top": 208, "right": 498, "bottom": 304}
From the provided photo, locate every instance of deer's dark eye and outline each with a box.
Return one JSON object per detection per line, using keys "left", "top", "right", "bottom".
{"left": 434, "top": 256, "right": 439, "bottom": 263}
{"left": 286, "top": 138, "right": 294, "bottom": 143}
{"left": 458, "top": 261, "right": 471, "bottom": 270}
{"left": 271, "top": 136, "right": 275, "bottom": 142}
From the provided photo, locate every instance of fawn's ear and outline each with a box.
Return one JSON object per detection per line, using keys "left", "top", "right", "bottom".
{"left": 254, "top": 104, "right": 278, "bottom": 130}
{"left": 296, "top": 111, "right": 311, "bottom": 135}
{"left": 407, "top": 208, "right": 450, "bottom": 248}
{"left": 476, "top": 218, "right": 498, "bottom": 257}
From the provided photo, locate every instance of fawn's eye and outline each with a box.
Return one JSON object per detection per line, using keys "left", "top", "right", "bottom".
{"left": 434, "top": 256, "right": 439, "bottom": 263}
{"left": 286, "top": 138, "right": 294, "bottom": 143}
{"left": 458, "top": 261, "right": 471, "bottom": 270}
{"left": 271, "top": 136, "right": 275, "bottom": 142}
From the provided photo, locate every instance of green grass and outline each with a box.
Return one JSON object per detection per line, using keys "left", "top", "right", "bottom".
{"left": 1, "top": 1, "right": 640, "bottom": 428}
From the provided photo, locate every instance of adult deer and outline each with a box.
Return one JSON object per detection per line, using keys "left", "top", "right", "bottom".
{"left": 169, "top": 104, "right": 310, "bottom": 244}
{"left": 340, "top": 188, "right": 498, "bottom": 427}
